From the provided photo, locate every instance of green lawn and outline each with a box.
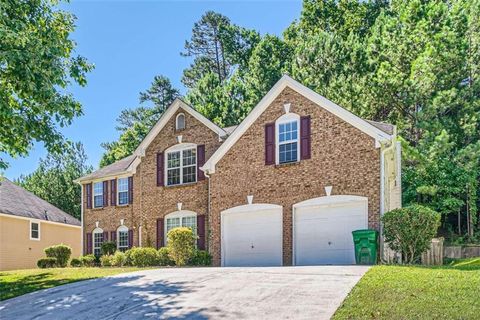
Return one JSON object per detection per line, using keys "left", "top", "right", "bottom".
{"left": 0, "top": 267, "right": 146, "bottom": 301}
{"left": 333, "top": 260, "right": 480, "bottom": 320}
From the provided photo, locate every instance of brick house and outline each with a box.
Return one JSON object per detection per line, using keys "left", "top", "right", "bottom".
{"left": 76, "top": 75, "right": 401, "bottom": 266}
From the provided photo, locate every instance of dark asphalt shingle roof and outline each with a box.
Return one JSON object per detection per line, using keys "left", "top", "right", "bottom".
{"left": 365, "top": 120, "right": 395, "bottom": 135}
{"left": 0, "top": 179, "right": 80, "bottom": 226}
{"left": 77, "top": 155, "right": 136, "bottom": 182}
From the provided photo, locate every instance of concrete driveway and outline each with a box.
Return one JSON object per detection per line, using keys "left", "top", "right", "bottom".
{"left": 0, "top": 266, "right": 369, "bottom": 319}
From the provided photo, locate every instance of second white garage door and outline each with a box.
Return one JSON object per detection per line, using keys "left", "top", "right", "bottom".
{"left": 293, "top": 196, "right": 368, "bottom": 266}
{"left": 221, "top": 204, "right": 283, "bottom": 267}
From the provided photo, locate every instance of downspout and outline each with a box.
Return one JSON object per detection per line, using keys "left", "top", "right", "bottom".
{"left": 205, "top": 170, "right": 211, "bottom": 253}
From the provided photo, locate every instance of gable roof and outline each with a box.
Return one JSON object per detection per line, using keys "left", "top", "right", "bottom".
{"left": 201, "top": 75, "right": 394, "bottom": 174}
{"left": 0, "top": 179, "right": 80, "bottom": 226}
{"left": 134, "top": 98, "right": 227, "bottom": 157}
{"left": 76, "top": 155, "right": 136, "bottom": 183}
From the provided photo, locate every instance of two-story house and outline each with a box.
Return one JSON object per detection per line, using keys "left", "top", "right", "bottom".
{"left": 76, "top": 75, "right": 401, "bottom": 266}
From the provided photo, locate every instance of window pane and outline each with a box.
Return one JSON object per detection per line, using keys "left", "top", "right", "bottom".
{"left": 118, "top": 191, "right": 128, "bottom": 205}
{"left": 167, "top": 168, "right": 181, "bottom": 185}
{"left": 94, "top": 195, "right": 103, "bottom": 208}
{"left": 176, "top": 114, "right": 185, "bottom": 130}
{"left": 118, "top": 230, "right": 129, "bottom": 251}
{"left": 182, "top": 216, "right": 197, "bottom": 234}
{"left": 166, "top": 217, "right": 181, "bottom": 234}
{"left": 279, "top": 142, "right": 298, "bottom": 163}
{"left": 182, "top": 165, "right": 196, "bottom": 184}
{"left": 93, "top": 232, "right": 104, "bottom": 256}
{"left": 118, "top": 178, "right": 128, "bottom": 192}
{"left": 94, "top": 182, "right": 103, "bottom": 195}
{"left": 31, "top": 223, "right": 39, "bottom": 239}
{"left": 167, "top": 151, "right": 180, "bottom": 168}
{"left": 182, "top": 149, "right": 196, "bottom": 166}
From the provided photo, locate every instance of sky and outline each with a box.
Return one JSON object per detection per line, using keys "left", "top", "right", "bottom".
{"left": 3, "top": 0, "right": 303, "bottom": 180}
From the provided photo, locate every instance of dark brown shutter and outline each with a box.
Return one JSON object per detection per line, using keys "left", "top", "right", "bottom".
{"left": 156, "top": 152, "right": 164, "bottom": 186}
{"left": 128, "top": 176, "right": 133, "bottom": 204}
{"left": 197, "top": 215, "right": 206, "bottom": 250}
{"left": 86, "top": 233, "right": 92, "bottom": 254}
{"left": 265, "top": 123, "right": 275, "bottom": 165}
{"left": 128, "top": 229, "right": 134, "bottom": 248}
{"left": 103, "top": 231, "right": 109, "bottom": 242}
{"left": 197, "top": 144, "right": 206, "bottom": 181}
{"left": 103, "top": 181, "right": 109, "bottom": 207}
{"left": 110, "top": 179, "right": 116, "bottom": 206}
{"left": 86, "top": 183, "right": 92, "bottom": 209}
{"left": 300, "top": 116, "right": 311, "bottom": 160}
{"left": 156, "top": 218, "right": 164, "bottom": 249}
{"left": 110, "top": 231, "right": 117, "bottom": 242}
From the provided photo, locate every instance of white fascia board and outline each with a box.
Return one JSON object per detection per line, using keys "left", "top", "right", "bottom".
{"left": 202, "top": 75, "right": 393, "bottom": 174}
{"left": 221, "top": 203, "right": 283, "bottom": 215}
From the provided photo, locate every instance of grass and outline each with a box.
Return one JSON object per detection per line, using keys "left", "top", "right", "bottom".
{"left": 0, "top": 267, "right": 146, "bottom": 301}
{"left": 333, "top": 261, "right": 480, "bottom": 320}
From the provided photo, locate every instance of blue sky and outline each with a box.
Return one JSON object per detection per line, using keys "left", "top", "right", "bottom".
{"left": 3, "top": 0, "right": 303, "bottom": 180}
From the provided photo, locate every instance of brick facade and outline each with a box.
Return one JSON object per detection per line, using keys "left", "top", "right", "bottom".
{"left": 82, "top": 86, "right": 385, "bottom": 266}
{"left": 209, "top": 87, "right": 380, "bottom": 266}
{"left": 82, "top": 109, "right": 222, "bottom": 251}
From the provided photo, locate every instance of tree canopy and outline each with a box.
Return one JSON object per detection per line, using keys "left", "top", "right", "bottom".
{"left": 0, "top": 0, "right": 93, "bottom": 169}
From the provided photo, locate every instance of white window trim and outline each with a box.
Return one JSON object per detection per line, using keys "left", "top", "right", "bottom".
{"left": 117, "top": 225, "right": 129, "bottom": 251}
{"left": 93, "top": 181, "right": 104, "bottom": 208}
{"left": 275, "top": 113, "right": 300, "bottom": 165}
{"left": 117, "top": 177, "right": 129, "bottom": 206}
{"left": 92, "top": 227, "right": 104, "bottom": 255}
{"left": 164, "top": 210, "right": 197, "bottom": 243}
{"left": 176, "top": 113, "right": 186, "bottom": 130}
{"left": 164, "top": 143, "right": 197, "bottom": 186}
{"left": 30, "top": 220, "right": 41, "bottom": 241}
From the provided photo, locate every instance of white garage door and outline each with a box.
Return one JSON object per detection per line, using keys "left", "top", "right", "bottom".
{"left": 221, "top": 204, "right": 283, "bottom": 267}
{"left": 293, "top": 196, "right": 368, "bottom": 265}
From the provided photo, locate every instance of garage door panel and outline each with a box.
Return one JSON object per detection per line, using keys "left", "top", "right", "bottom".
{"left": 294, "top": 199, "right": 368, "bottom": 266}
{"left": 222, "top": 208, "right": 282, "bottom": 267}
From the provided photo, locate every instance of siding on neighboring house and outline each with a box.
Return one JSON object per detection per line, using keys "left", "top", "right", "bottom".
{"left": 0, "top": 214, "right": 81, "bottom": 271}
{"left": 208, "top": 87, "right": 382, "bottom": 266}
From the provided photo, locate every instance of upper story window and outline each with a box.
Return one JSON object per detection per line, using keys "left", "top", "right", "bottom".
{"left": 117, "top": 225, "right": 129, "bottom": 252}
{"left": 176, "top": 113, "right": 185, "bottom": 130}
{"left": 93, "top": 182, "right": 103, "bottom": 208}
{"left": 93, "top": 228, "right": 103, "bottom": 256}
{"left": 166, "top": 144, "right": 197, "bottom": 186}
{"left": 276, "top": 113, "right": 300, "bottom": 164}
{"left": 117, "top": 178, "right": 129, "bottom": 205}
{"left": 30, "top": 221, "right": 40, "bottom": 240}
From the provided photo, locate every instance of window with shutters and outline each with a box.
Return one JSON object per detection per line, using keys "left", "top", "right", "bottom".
{"left": 165, "top": 144, "right": 197, "bottom": 186}
{"left": 117, "top": 225, "right": 129, "bottom": 252}
{"left": 93, "top": 182, "right": 103, "bottom": 208}
{"left": 93, "top": 228, "right": 104, "bottom": 256}
{"left": 176, "top": 113, "right": 185, "bottom": 130}
{"left": 164, "top": 210, "right": 197, "bottom": 244}
{"left": 276, "top": 113, "right": 300, "bottom": 164}
{"left": 117, "top": 178, "right": 129, "bottom": 205}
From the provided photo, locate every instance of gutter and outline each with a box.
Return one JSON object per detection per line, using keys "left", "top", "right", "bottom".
{"left": 80, "top": 184, "right": 84, "bottom": 255}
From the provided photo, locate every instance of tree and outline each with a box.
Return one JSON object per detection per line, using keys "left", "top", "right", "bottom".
{"left": 181, "top": 11, "right": 232, "bottom": 87}
{"left": 16, "top": 142, "right": 93, "bottom": 220}
{"left": 0, "top": 0, "right": 93, "bottom": 169}
{"left": 100, "top": 75, "right": 179, "bottom": 166}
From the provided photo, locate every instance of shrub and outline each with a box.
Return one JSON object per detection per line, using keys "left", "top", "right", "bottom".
{"left": 100, "top": 254, "right": 113, "bottom": 267}
{"left": 101, "top": 241, "right": 117, "bottom": 256}
{"left": 111, "top": 251, "right": 127, "bottom": 267}
{"left": 189, "top": 250, "right": 212, "bottom": 266}
{"left": 126, "top": 247, "right": 159, "bottom": 267}
{"left": 80, "top": 254, "right": 96, "bottom": 267}
{"left": 167, "top": 227, "right": 196, "bottom": 266}
{"left": 70, "top": 258, "right": 82, "bottom": 267}
{"left": 158, "top": 247, "right": 175, "bottom": 266}
{"left": 37, "top": 257, "right": 57, "bottom": 269}
{"left": 382, "top": 204, "right": 441, "bottom": 264}
{"left": 44, "top": 244, "right": 72, "bottom": 267}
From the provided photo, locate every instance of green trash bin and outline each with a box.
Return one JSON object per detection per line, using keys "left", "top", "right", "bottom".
{"left": 352, "top": 229, "right": 379, "bottom": 265}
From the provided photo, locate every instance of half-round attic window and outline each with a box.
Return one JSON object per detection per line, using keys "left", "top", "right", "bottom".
{"left": 176, "top": 113, "right": 185, "bottom": 130}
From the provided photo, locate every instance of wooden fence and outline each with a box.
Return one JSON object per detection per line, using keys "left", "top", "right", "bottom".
{"left": 421, "top": 238, "right": 444, "bottom": 266}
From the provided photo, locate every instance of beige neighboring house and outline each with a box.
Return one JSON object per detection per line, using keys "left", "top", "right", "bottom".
{"left": 0, "top": 179, "right": 81, "bottom": 271}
